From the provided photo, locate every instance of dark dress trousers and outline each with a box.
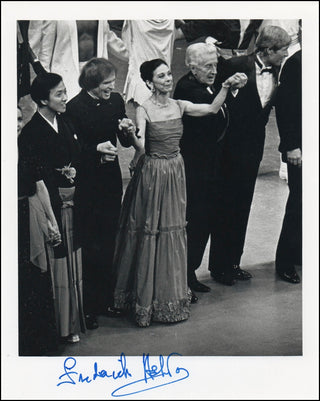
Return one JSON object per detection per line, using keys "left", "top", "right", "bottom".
{"left": 66, "top": 90, "right": 131, "bottom": 315}
{"left": 173, "top": 72, "right": 228, "bottom": 282}
{"left": 211, "top": 54, "right": 278, "bottom": 274}
{"left": 275, "top": 50, "right": 302, "bottom": 271}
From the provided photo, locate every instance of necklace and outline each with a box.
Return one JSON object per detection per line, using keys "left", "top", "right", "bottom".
{"left": 150, "top": 97, "right": 169, "bottom": 108}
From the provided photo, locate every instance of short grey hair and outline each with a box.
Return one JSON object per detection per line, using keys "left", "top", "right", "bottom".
{"left": 185, "top": 43, "right": 218, "bottom": 67}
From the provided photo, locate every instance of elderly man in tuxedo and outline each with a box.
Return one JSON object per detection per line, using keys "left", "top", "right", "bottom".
{"left": 173, "top": 43, "right": 248, "bottom": 295}
{"left": 275, "top": 49, "right": 302, "bottom": 284}
{"left": 35, "top": 20, "right": 128, "bottom": 100}
{"left": 210, "top": 25, "right": 292, "bottom": 285}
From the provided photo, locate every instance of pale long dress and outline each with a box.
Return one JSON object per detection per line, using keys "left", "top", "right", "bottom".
{"left": 113, "top": 99, "right": 191, "bottom": 327}
{"left": 52, "top": 187, "right": 85, "bottom": 338}
{"left": 122, "top": 20, "right": 176, "bottom": 105}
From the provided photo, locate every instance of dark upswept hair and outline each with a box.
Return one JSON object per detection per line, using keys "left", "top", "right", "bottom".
{"left": 30, "top": 72, "right": 63, "bottom": 106}
{"left": 140, "top": 59, "right": 168, "bottom": 83}
{"left": 255, "top": 25, "right": 291, "bottom": 54}
{"left": 79, "top": 58, "right": 117, "bottom": 91}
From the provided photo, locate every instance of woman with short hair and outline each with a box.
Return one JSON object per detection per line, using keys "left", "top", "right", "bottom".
{"left": 66, "top": 57, "right": 136, "bottom": 330}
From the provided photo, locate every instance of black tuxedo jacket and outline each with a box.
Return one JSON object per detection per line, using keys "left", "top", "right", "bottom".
{"left": 217, "top": 54, "right": 278, "bottom": 154}
{"left": 173, "top": 71, "right": 228, "bottom": 183}
{"left": 276, "top": 50, "right": 302, "bottom": 160}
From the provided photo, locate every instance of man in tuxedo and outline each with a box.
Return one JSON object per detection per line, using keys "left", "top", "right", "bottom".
{"left": 210, "top": 25, "right": 292, "bottom": 285}
{"left": 275, "top": 50, "right": 302, "bottom": 283}
{"left": 173, "top": 43, "right": 233, "bottom": 296}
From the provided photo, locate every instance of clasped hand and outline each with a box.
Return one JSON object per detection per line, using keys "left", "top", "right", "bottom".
{"left": 224, "top": 72, "right": 248, "bottom": 90}
{"left": 47, "top": 220, "right": 62, "bottom": 247}
{"left": 118, "top": 118, "right": 136, "bottom": 137}
{"left": 97, "top": 141, "right": 118, "bottom": 162}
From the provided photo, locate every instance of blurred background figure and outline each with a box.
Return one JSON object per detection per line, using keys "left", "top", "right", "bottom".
{"left": 17, "top": 20, "right": 47, "bottom": 122}
{"left": 35, "top": 20, "right": 128, "bottom": 100}
{"left": 177, "top": 19, "right": 263, "bottom": 59}
{"left": 121, "top": 19, "right": 178, "bottom": 106}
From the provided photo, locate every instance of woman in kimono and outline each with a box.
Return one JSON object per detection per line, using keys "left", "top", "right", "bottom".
{"left": 18, "top": 73, "right": 85, "bottom": 343}
{"left": 18, "top": 106, "right": 60, "bottom": 355}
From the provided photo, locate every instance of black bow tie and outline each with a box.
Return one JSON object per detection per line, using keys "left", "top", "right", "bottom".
{"left": 255, "top": 56, "right": 275, "bottom": 75}
{"left": 260, "top": 67, "right": 273, "bottom": 74}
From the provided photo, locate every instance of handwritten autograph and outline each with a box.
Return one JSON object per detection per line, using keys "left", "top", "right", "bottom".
{"left": 57, "top": 352, "right": 189, "bottom": 397}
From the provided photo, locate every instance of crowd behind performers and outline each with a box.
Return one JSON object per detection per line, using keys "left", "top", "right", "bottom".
{"left": 16, "top": 19, "right": 302, "bottom": 355}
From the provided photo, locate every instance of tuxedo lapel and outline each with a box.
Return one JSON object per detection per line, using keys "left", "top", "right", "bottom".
{"left": 246, "top": 55, "right": 263, "bottom": 109}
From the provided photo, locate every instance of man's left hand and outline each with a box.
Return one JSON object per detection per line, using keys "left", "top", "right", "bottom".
{"left": 287, "top": 148, "right": 302, "bottom": 167}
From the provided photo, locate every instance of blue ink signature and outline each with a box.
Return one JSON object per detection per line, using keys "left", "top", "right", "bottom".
{"left": 111, "top": 353, "right": 189, "bottom": 397}
{"left": 57, "top": 352, "right": 189, "bottom": 397}
{"left": 57, "top": 353, "right": 132, "bottom": 386}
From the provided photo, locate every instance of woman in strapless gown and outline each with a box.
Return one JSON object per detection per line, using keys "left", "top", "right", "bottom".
{"left": 113, "top": 59, "right": 247, "bottom": 327}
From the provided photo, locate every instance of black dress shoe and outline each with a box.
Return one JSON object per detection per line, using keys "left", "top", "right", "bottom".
{"left": 210, "top": 271, "right": 236, "bottom": 286}
{"left": 105, "top": 306, "right": 125, "bottom": 318}
{"left": 85, "top": 314, "right": 99, "bottom": 330}
{"left": 190, "top": 291, "right": 198, "bottom": 304}
{"left": 277, "top": 270, "right": 301, "bottom": 284}
{"left": 189, "top": 279, "right": 211, "bottom": 293}
{"left": 232, "top": 265, "right": 252, "bottom": 280}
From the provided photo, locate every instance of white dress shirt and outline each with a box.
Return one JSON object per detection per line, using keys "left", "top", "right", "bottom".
{"left": 255, "top": 55, "right": 277, "bottom": 108}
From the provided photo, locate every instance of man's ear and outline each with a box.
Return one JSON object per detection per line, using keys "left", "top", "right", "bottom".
{"left": 190, "top": 64, "right": 197, "bottom": 75}
{"left": 40, "top": 99, "right": 48, "bottom": 107}
{"left": 266, "top": 48, "right": 274, "bottom": 56}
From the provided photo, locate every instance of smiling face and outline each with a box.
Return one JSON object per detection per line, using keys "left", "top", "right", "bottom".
{"left": 191, "top": 52, "right": 218, "bottom": 86}
{"left": 42, "top": 80, "right": 68, "bottom": 113}
{"left": 148, "top": 63, "right": 173, "bottom": 94}
{"left": 90, "top": 72, "right": 116, "bottom": 100}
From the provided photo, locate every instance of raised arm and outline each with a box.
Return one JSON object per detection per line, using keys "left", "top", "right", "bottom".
{"left": 183, "top": 72, "right": 248, "bottom": 117}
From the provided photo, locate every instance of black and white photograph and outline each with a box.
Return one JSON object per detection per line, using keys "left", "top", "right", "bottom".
{"left": 2, "top": 1, "right": 319, "bottom": 399}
